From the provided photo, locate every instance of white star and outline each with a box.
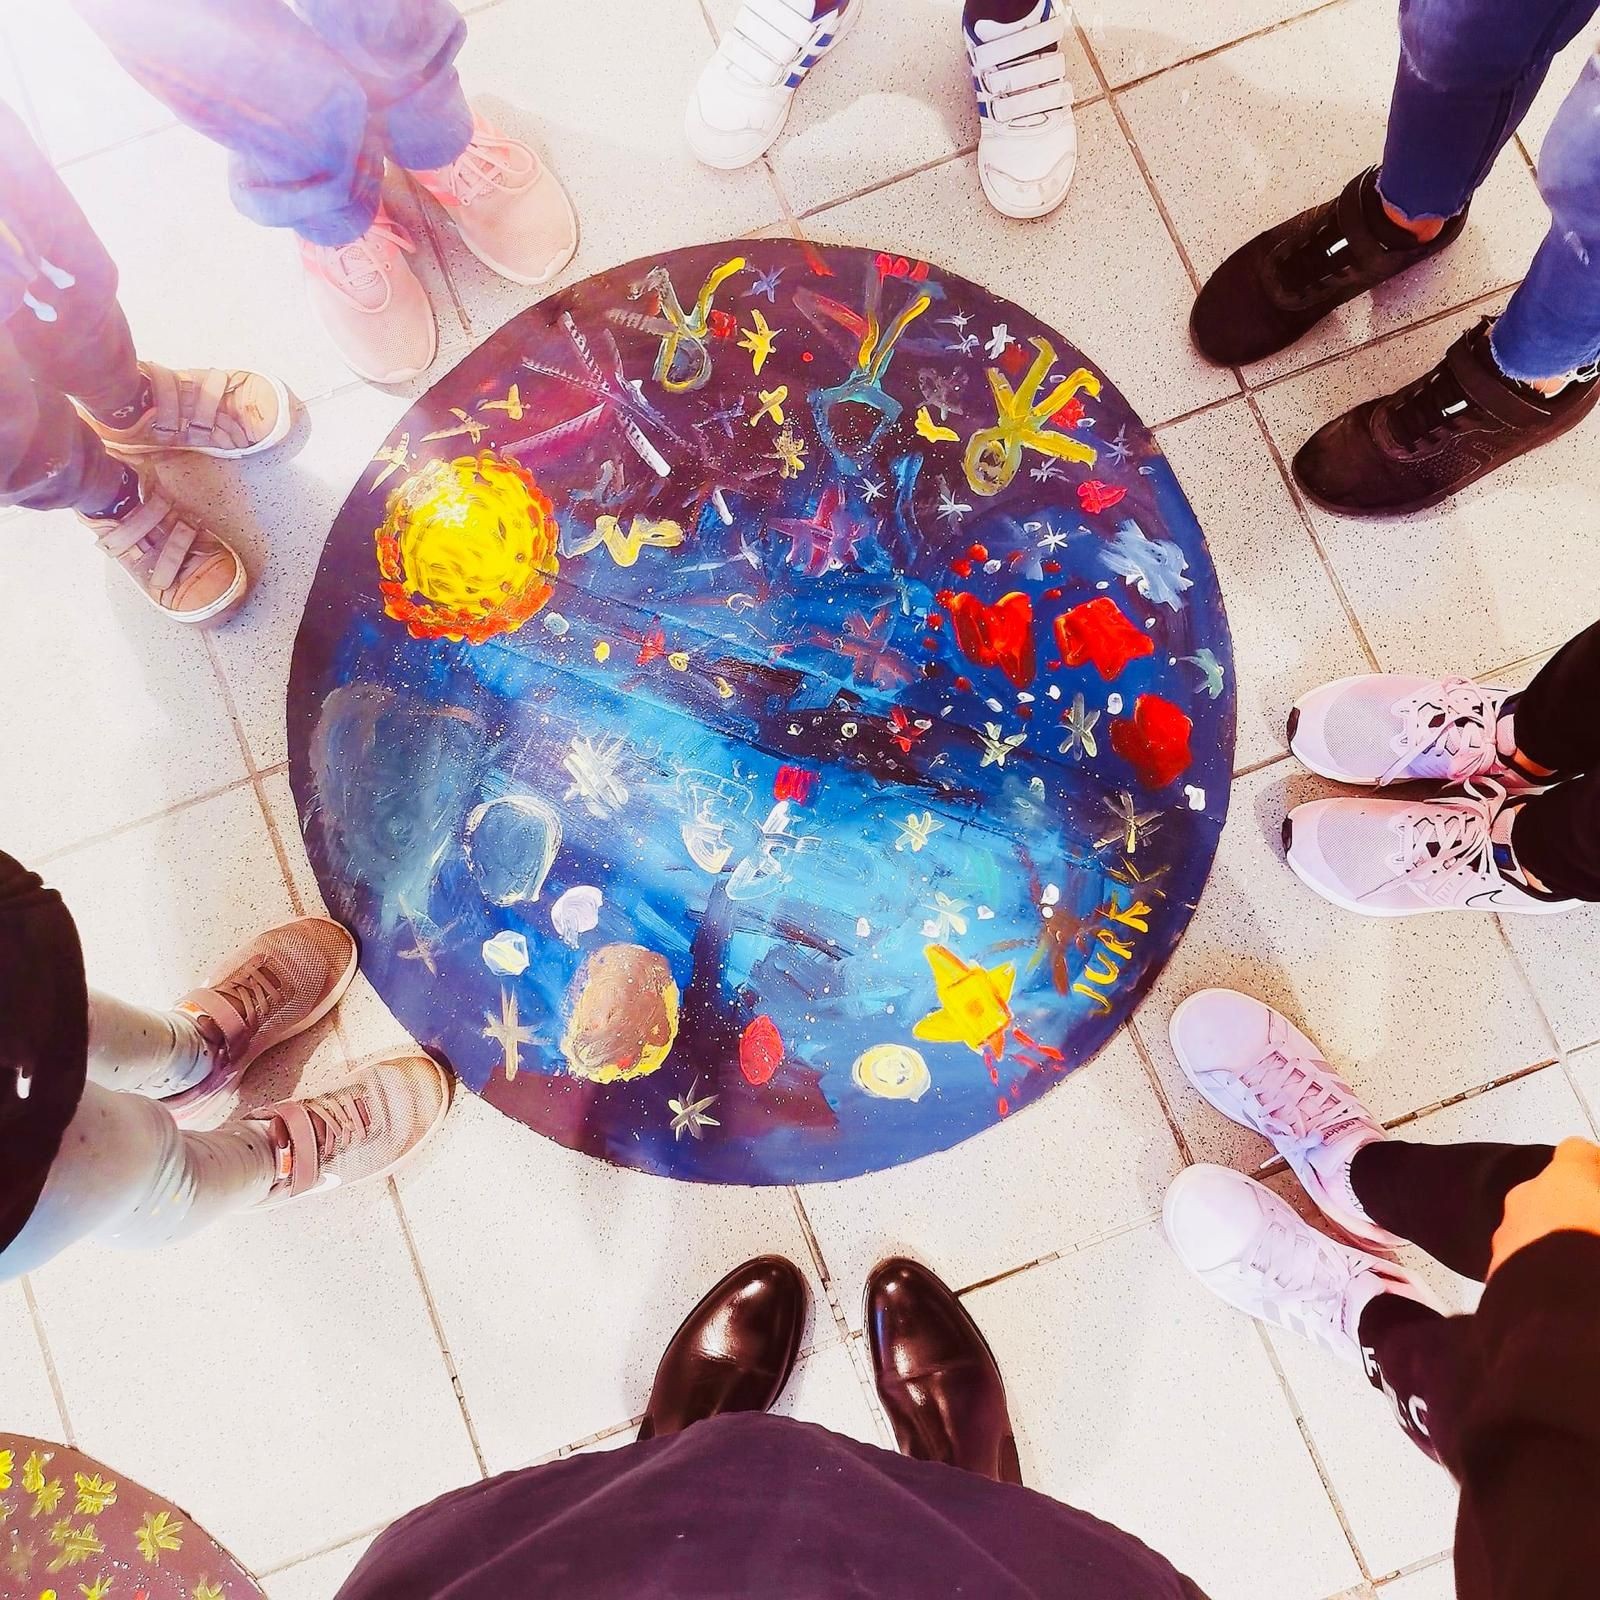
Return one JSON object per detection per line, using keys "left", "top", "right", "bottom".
{"left": 861, "top": 478, "right": 886, "bottom": 505}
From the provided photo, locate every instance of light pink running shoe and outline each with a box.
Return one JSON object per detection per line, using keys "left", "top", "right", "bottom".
{"left": 1170, "top": 988, "right": 1397, "bottom": 1251}
{"left": 1285, "top": 781, "right": 1578, "bottom": 917}
{"left": 300, "top": 206, "right": 437, "bottom": 384}
{"left": 89, "top": 361, "right": 292, "bottom": 459}
{"left": 166, "top": 917, "right": 359, "bottom": 1124}
{"left": 412, "top": 112, "right": 577, "bottom": 287}
{"left": 253, "top": 1054, "right": 452, "bottom": 1206}
{"left": 1288, "top": 673, "right": 1540, "bottom": 789}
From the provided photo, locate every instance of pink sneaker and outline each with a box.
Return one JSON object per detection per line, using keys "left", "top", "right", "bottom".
{"left": 412, "top": 112, "right": 577, "bottom": 287}
{"left": 253, "top": 1054, "right": 452, "bottom": 1206}
{"left": 299, "top": 207, "right": 437, "bottom": 384}
{"left": 166, "top": 916, "right": 359, "bottom": 1124}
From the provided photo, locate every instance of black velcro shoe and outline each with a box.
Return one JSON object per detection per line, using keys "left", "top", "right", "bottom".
{"left": 1191, "top": 168, "right": 1467, "bottom": 366}
{"left": 1293, "top": 318, "right": 1600, "bottom": 515}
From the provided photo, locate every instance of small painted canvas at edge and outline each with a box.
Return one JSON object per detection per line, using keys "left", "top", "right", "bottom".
{"left": 287, "top": 238, "right": 1236, "bottom": 1184}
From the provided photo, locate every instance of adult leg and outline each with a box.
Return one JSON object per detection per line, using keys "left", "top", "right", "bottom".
{"left": 1506, "top": 774, "right": 1600, "bottom": 902}
{"left": 1350, "top": 1139, "right": 1556, "bottom": 1281}
{"left": 0, "top": 1083, "right": 276, "bottom": 1280}
{"left": 1378, "top": 0, "right": 1600, "bottom": 226}
{"left": 1511, "top": 619, "right": 1600, "bottom": 776}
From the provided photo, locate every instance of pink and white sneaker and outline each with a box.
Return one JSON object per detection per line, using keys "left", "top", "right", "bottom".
{"left": 300, "top": 206, "right": 437, "bottom": 385}
{"left": 1163, "top": 1165, "right": 1438, "bottom": 1365}
{"left": 1289, "top": 673, "right": 1538, "bottom": 789}
{"left": 1169, "top": 989, "right": 1396, "bottom": 1250}
{"left": 1285, "top": 780, "right": 1578, "bottom": 917}
{"left": 412, "top": 112, "right": 577, "bottom": 287}
{"left": 166, "top": 917, "right": 359, "bottom": 1125}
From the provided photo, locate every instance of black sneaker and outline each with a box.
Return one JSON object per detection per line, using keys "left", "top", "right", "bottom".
{"left": 1190, "top": 168, "right": 1467, "bottom": 366}
{"left": 1293, "top": 319, "right": 1600, "bottom": 516}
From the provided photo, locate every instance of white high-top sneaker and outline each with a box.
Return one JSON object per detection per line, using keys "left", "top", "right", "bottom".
{"left": 686, "top": 0, "right": 863, "bottom": 170}
{"left": 966, "top": 0, "right": 1077, "bottom": 219}
{"left": 1164, "top": 1165, "right": 1439, "bottom": 1365}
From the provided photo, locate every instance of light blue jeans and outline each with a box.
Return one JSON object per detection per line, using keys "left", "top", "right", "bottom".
{"left": 69, "top": 0, "right": 474, "bottom": 246}
{"left": 1380, "top": 0, "right": 1600, "bottom": 380}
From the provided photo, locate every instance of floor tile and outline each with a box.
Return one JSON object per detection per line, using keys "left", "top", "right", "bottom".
{"left": 393, "top": 1093, "right": 831, "bottom": 1474}
{"left": 0, "top": 509, "right": 247, "bottom": 861}
{"left": 262, "top": 1537, "right": 375, "bottom": 1600}
{"left": 1518, "top": 32, "right": 1597, "bottom": 162}
{"left": 1253, "top": 306, "right": 1600, "bottom": 678}
{"left": 803, "top": 100, "right": 1239, "bottom": 424}
{"left": 0, "top": 32, "right": 30, "bottom": 127}
{"left": 799, "top": 1027, "right": 1180, "bottom": 1327}
{"left": 427, "top": 0, "right": 787, "bottom": 343}
{"left": 61, "top": 125, "right": 462, "bottom": 408}
{"left": 1563, "top": 1042, "right": 1600, "bottom": 1132}
{"left": 771, "top": 1337, "right": 890, "bottom": 1446}
{"left": 41, "top": 783, "right": 351, "bottom": 1119}
{"left": 0, "top": 1281, "right": 63, "bottom": 1438}
{"left": 1266, "top": 1070, "right": 1594, "bottom": 1577}
{"left": 699, "top": 0, "right": 1097, "bottom": 218}
{"left": 1499, "top": 901, "right": 1600, "bottom": 1054}
{"left": 1154, "top": 398, "right": 1369, "bottom": 770}
{"left": 965, "top": 1226, "right": 1362, "bottom": 1599}
{"left": 1120, "top": 0, "right": 1550, "bottom": 385}
{"left": 1380, "top": 1561, "right": 1456, "bottom": 1600}
{"left": 164, "top": 384, "right": 413, "bottom": 772}
{"left": 28, "top": 1182, "right": 480, "bottom": 1573}
{"left": 1079, "top": 0, "right": 1330, "bottom": 88}
{"left": 1130, "top": 761, "right": 1557, "bottom": 1173}
{"left": 1, "top": 0, "right": 173, "bottom": 165}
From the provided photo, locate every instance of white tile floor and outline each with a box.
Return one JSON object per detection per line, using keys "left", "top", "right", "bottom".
{"left": 1, "top": 1, "right": 1596, "bottom": 1595}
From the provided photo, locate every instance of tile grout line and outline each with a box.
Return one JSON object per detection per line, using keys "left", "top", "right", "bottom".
{"left": 798, "top": 140, "right": 981, "bottom": 222}
{"left": 1122, "top": 1018, "right": 1197, "bottom": 1164}
{"left": 787, "top": 1184, "right": 855, "bottom": 1347}
{"left": 201, "top": 629, "right": 263, "bottom": 777}
{"left": 253, "top": 1517, "right": 398, "bottom": 1580}
{"left": 386, "top": 1178, "right": 492, "bottom": 1481}
{"left": 1240, "top": 392, "right": 1382, "bottom": 673}
{"left": 1250, "top": 1320, "right": 1375, "bottom": 1587}
{"left": 19, "top": 1275, "right": 78, "bottom": 1446}
{"left": 1485, "top": 911, "right": 1566, "bottom": 1069}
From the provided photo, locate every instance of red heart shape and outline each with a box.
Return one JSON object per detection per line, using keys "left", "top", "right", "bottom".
{"left": 1078, "top": 480, "right": 1127, "bottom": 515}
{"left": 1110, "top": 694, "right": 1194, "bottom": 788}
{"left": 910, "top": 259, "right": 930, "bottom": 281}
{"left": 937, "top": 589, "right": 1036, "bottom": 688}
{"left": 1052, "top": 596, "right": 1154, "bottom": 682}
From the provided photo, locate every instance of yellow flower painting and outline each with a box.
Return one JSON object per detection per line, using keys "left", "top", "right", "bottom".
{"left": 74, "top": 1475, "right": 117, "bottom": 1518}
{"left": 134, "top": 1509, "right": 184, "bottom": 1565}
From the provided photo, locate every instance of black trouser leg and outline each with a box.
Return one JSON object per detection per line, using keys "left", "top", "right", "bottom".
{"left": 1512, "top": 618, "right": 1600, "bottom": 776}
{"left": 1350, "top": 1139, "right": 1556, "bottom": 1281}
{"left": 1356, "top": 1293, "right": 1470, "bottom": 1465}
{"left": 1508, "top": 775, "right": 1600, "bottom": 901}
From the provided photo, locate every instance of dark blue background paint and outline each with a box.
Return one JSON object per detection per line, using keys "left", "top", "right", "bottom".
{"left": 287, "top": 239, "right": 1235, "bottom": 1184}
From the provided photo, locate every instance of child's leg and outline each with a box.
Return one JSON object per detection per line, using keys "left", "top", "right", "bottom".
{"left": 86, "top": 989, "right": 213, "bottom": 1099}
{"left": 1357, "top": 1292, "right": 1470, "bottom": 1465}
{"left": 1350, "top": 1139, "right": 1556, "bottom": 1281}
{"left": 0, "top": 1083, "right": 275, "bottom": 1280}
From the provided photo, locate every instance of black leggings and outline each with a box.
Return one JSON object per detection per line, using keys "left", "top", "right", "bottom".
{"left": 1505, "top": 619, "right": 1600, "bottom": 900}
{"left": 1350, "top": 1138, "right": 1555, "bottom": 1465}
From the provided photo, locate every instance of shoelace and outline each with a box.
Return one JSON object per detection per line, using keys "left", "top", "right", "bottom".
{"left": 1384, "top": 361, "right": 1478, "bottom": 453}
{"left": 1379, "top": 678, "right": 1505, "bottom": 786}
{"left": 1393, "top": 780, "right": 1506, "bottom": 886}
{"left": 723, "top": 0, "right": 821, "bottom": 87}
{"left": 307, "top": 213, "right": 415, "bottom": 301}
{"left": 213, "top": 958, "right": 287, "bottom": 1055}
{"left": 1277, "top": 200, "right": 1363, "bottom": 297}
{"left": 1234, "top": 1034, "right": 1360, "bottom": 1165}
{"left": 437, "top": 130, "right": 532, "bottom": 205}
{"left": 310, "top": 1087, "right": 374, "bottom": 1162}
{"left": 1246, "top": 1216, "right": 1352, "bottom": 1328}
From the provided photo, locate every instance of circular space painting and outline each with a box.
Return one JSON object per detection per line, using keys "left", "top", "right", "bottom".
{"left": 287, "top": 239, "right": 1235, "bottom": 1184}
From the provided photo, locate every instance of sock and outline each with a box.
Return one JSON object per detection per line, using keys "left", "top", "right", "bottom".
{"left": 87, "top": 990, "right": 216, "bottom": 1098}
{"left": 82, "top": 461, "right": 141, "bottom": 522}
{"left": 1364, "top": 170, "right": 1452, "bottom": 250}
{"left": 965, "top": 0, "right": 1049, "bottom": 38}
{"left": 1307, "top": 1126, "right": 1387, "bottom": 1230}
{"left": 84, "top": 369, "right": 154, "bottom": 430}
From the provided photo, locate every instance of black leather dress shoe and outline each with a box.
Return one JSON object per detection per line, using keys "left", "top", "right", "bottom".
{"left": 865, "top": 1257, "right": 1022, "bottom": 1484}
{"left": 636, "top": 1256, "right": 808, "bottom": 1440}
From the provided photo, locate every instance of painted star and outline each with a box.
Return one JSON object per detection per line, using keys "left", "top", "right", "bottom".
{"left": 921, "top": 891, "right": 969, "bottom": 940}
{"left": 747, "top": 264, "right": 785, "bottom": 302}
{"left": 894, "top": 810, "right": 943, "bottom": 852}
{"left": 422, "top": 407, "right": 488, "bottom": 445}
{"left": 1058, "top": 693, "right": 1100, "bottom": 759}
{"left": 935, "top": 478, "right": 971, "bottom": 523}
{"left": 915, "top": 405, "right": 959, "bottom": 443}
{"left": 947, "top": 333, "right": 980, "bottom": 356}
{"left": 1030, "top": 459, "right": 1065, "bottom": 484}
{"left": 668, "top": 1079, "right": 721, "bottom": 1140}
{"left": 737, "top": 308, "right": 781, "bottom": 374}
{"left": 1097, "top": 791, "right": 1162, "bottom": 855}
{"left": 1105, "top": 424, "right": 1133, "bottom": 466}
{"left": 985, "top": 323, "right": 1015, "bottom": 358}
{"left": 1036, "top": 524, "right": 1071, "bottom": 551}
{"left": 696, "top": 398, "right": 746, "bottom": 439}
{"left": 860, "top": 478, "right": 886, "bottom": 505}
{"left": 771, "top": 485, "right": 861, "bottom": 575}
{"left": 371, "top": 434, "right": 412, "bottom": 489}
{"left": 979, "top": 722, "right": 1027, "bottom": 768}
{"left": 1183, "top": 647, "right": 1227, "bottom": 699}
{"left": 750, "top": 385, "right": 788, "bottom": 426}
{"left": 483, "top": 987, "right": 536, "bottom": 1082}
{"left": 913, "top": 944, "right": 1017, "bottom": 1054}
{"left": 940, "top": 311, "right": 972, "bottom": 332}
{"left": 479, "top": 383, "right": 524, "bottom": 419}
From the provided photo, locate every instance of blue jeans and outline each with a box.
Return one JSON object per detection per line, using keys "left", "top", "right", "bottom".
{"left": 1380, "top": 0, "right": 1600, "bottom": 380}
{"left": 70, "top": 0, "right": 474, "bottom": 247}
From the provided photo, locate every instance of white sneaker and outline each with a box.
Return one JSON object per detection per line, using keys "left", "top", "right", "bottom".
{"left": 1285, "top": 780, "right": 1578, "bottom": 917}
{"left": 1290, "top": 673, "right": 1532, "bottom": 789}
{"left": 967, "top": 0, "right": 1077, "bottom": 219}
{"left": 1169, "top": 989, "right": 1397, "bottom": 1250}
{"left": 1163, "top": 1165, "right": 1437, "bottom": 1365}
{"left": 686, "top": 0, "right": 863, "bottom": 170}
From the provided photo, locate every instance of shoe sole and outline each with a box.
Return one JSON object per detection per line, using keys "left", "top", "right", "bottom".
{"left": 436, "top": 189, "right": 579, "bottom": 288}
{"left": 685, "top": 0, "right": 864, "bottom": 170}
{"left": 978, "top": 157, "right": 1077, "bottom": 221}
{"left": 1294, "top": 384, "right": 1600, "bottom": 517}
{"left": 169, "top": 917, "right": 361, "bottom": 1126}
{"left": 124, "top": 558, "right": 250, "bottom": 630}
{"left": 105, "top": 372, "right": 297, "bottom": 461}
{"left": 1282, "top": 814, "right": 1575, "bottom": 917}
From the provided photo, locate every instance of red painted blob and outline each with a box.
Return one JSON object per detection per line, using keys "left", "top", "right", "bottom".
{"left": 740, "top": 1015, "right": 785, "bottom": 1086}
{"left": 707, "top": 309, "right": 737, "bottom": 339}
{"left": 1052, "top": 596, "right": 1155, "bottom": 681}
{"left": 1077, "top": 479, "right": 1127, "bottom": 515}
{"left": 774, "top": 764, "right": 818, "bottom": 803}
{"left": 1110, "top": 694, "right": 1194, "bottom": 788}
{"left": 937, "top": 589, "right": 1036, "bottom": 688}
